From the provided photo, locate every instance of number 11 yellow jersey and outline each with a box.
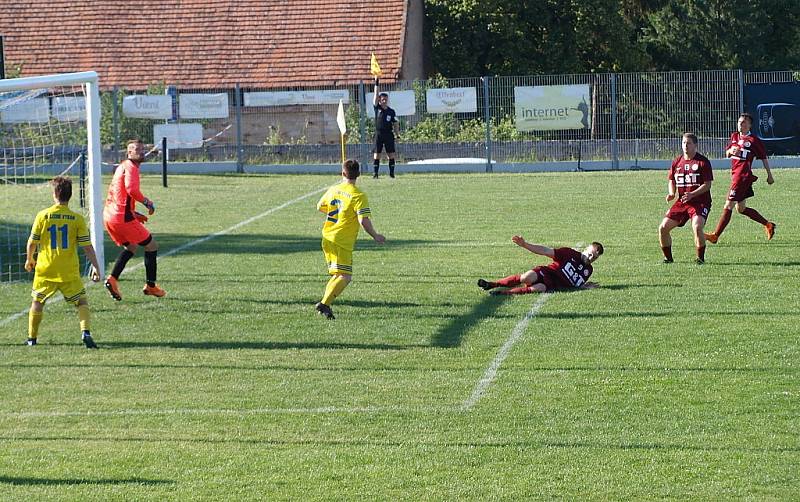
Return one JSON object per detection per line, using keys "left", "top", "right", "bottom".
{"left": 29, "top": 204, "right": 91, "bottom": 282}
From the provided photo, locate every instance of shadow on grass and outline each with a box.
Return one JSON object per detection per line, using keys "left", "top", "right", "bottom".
{"left": 708, "top": 261, "right": 800, "bottom": 267}
{"left": 535, "top": 311, "right": 671, "bottom": 320}
{"left": 432, "top": 294, "right": 509, "bottom": 348}
{"left": 2, "top": 436, "right": 797, "bottom": 454}
{"left": 0, "top": 475, "right": 174, "bottom": 486}
{"left": 98, "top": 340, "right": 424, "bottom": 351}
{"left": 103, "top": 233, "right": 455, "bottom": 258}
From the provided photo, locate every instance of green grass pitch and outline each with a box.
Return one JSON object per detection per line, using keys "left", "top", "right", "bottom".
{"left": 1, "top": 169, "right": 798, "bottom": 499}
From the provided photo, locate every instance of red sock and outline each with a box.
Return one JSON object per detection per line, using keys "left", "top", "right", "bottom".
{"left": 741, "top": 207, "right": 768, "bottom": 225}
{"left": 495, "top": 274, "right": 521, "bottom": 287}
{"left": 497, "top": 286, "right": 534, "bottom": 295}
{"left": 713, "top": 208, "right": 733, "bottom": 236}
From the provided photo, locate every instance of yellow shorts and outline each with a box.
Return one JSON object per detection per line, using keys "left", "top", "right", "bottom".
{"left": 322, "top": 239, "right": 353, "bottom": 276}
{"left": 31, "top": 276, "right": 86, "bottom": 305}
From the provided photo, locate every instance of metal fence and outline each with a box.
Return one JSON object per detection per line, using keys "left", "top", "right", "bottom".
{"left": 100, "top": 69, "right": 800, "bottom": 170}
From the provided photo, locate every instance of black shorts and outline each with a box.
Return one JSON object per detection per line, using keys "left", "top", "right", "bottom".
{"left": 374, "top": 132, "right": 396, "bottom": 154}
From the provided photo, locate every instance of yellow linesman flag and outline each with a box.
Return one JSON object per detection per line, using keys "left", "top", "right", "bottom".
{"left": 370, "top": 52, "right": 382, "bottom": 77}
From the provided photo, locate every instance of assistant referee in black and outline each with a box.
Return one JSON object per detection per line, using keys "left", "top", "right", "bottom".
{"left": 372, "top": 77, "right": 399, "bottom": 178}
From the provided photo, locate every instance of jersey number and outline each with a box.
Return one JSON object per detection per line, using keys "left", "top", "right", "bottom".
{"left": 47, "top": 224, "right": 69, "bottom": 249}
{"left": 326, "top": 199, "right": 342, "bottom": 223}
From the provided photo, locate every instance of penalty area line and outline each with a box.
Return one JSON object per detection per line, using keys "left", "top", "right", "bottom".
{"left": 461, "top": 293, "right": 551, "bottom": 411}
{"left": 0, "top": 186, "right": 328, "bottom": 329}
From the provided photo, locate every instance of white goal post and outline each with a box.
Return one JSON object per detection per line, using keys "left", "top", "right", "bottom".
{"left": 0, "top": 71, "right": 105, "bottom": 277}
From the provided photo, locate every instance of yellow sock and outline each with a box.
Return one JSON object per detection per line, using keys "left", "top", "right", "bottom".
{"left": 28, "top": 310, "right": 43, "bottom": 339}
{"left": 321, "top": 275, "right": 349, "bottom": 305}
{"left": 78, "top": 304, "right": 90, "bottom": 332}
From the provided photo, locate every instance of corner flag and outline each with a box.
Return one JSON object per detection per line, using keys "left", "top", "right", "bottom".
{"left": 370, "top": 52, "right": 382, "bottom": 77}
{"left": 336, "top": 99, "right": 346, "bottom": 135}
{"left": 337, "top": 99, "right": 346, "bottom": 162}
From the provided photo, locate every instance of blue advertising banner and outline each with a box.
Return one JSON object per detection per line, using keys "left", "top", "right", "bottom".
{"left": 744, "top": 82, "right": 800, "bottom": 155}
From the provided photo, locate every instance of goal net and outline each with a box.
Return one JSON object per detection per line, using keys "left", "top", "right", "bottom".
{"left": 0, "top": 71, "right": 104, "bottom": 282}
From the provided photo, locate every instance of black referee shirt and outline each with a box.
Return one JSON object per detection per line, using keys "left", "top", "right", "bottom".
{"left": 374, "top": 104, "right": 397, "bottom": 133}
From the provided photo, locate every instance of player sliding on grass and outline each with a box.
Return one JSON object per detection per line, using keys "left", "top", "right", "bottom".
{"left": 103, "top": 139, "right": 165, "bottom": 301}
{"left": 315, "top": 159, "right": 385, "bottom": 319}
{"left": 478, "top": 237, "right": 603, "bottom": 295}
{"left": 705, "top": 113, "right": 776, "bottom": 244}
{"left": 25, "top": 177, "right": 102, "bottom": 348}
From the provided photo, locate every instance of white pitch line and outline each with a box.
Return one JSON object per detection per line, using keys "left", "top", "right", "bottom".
{"left": 0, "top": 186, "right": 327, "bottom": 329}
{"left": 461, "top": 293, "right": 551, "bottom": 411}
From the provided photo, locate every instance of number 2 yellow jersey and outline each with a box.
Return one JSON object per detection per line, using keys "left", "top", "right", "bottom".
{"left": 29, "top": 204, "right": 91, "bottom": 282}
{"left": 317, "top": 181, "right": 371, "bottom": 250}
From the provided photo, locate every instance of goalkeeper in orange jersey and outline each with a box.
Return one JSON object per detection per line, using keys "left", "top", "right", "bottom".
{"left": 102, "top": 139, "right": 165, "bottom": 300}
{"left": 25, "top": 176, "right": 102, "bottom": 348}
{"left": 315, "top": 159, "right": 385, "bottom": 319}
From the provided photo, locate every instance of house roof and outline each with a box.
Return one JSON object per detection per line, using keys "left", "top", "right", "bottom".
{"left": 1, "top": 0, "right": 408, "bottom": 90}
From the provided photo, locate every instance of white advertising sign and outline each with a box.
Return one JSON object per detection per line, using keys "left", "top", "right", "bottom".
{"left": 426, "top": 87, "right": 478, "bottom": 113}
{"left": 244, "top": 90, "right": 350, "bottom": 107}
{"left": 52, "top": 96, "right": 86, "bottom": 122}
{"left": 179, "top": 93, "right": 229, "bottom": 119}
{"left": 1, "top": 97, "right": 50, "bottom": 123}
{"left": 153, "top": 123, "right": 204, "bottom": 149}
{"left": 123, "top": 95, "right": 173, "bottom": 119}
{"left": 366, "top": 90, "right": 416, "bottom": 116}
{"left": 514, "top": 84, "right": 591, "bottom": 131}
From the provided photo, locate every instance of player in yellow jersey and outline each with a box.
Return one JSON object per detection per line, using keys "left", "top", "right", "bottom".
{"left": 315, "top": 159, "right": 385, "bottom": 319}
{"left": 24, "top": 177, "right": 102, "bottom": 348}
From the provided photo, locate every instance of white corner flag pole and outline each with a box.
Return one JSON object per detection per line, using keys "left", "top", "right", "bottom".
{"left": 336, "top": 99, "right": 347, "bottom": 163}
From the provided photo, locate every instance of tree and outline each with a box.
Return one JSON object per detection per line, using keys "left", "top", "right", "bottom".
{"left": 425, "top": 0, "right": 650, "bottom": 76}
{"left": 639, "top": 0, "right": 800, "bottom": 71}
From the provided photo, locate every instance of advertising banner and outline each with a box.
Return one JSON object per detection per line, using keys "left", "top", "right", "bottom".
{"left": 153, "top": 123, "right": 204, "bottom": 149}
{"left": 123, "top": 95, "right": 173, "bottom": 119}
{"left": 179, "top": 93, "right": 229, "bottom": 119}
{"left": 0, "top": 97, "right": 49, "bottom": 123}
{"left": 244, "top": 90, "right": 350, "bottom": 107}
{"left": 744, "top": 82, "right": 800, "bottom": 155}
{"left": 52, "top": 96, "right": 86, "bottom": 122}
{"left": 426, "top": 87, "right": 478, "bottom": 114}
{"left": 366, "top": 90, "right": 416, "bottom": 116}
{"left": 514, "top": 84, "right": 590, "bottom": 131}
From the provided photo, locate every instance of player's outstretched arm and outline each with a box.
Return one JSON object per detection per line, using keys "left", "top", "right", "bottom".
{"left": 511, "top": 235, "right": 554, "bottom": 258}
{"left": 81, "top": 245, "right": 102, "bottom": 282}
{"left": 360, "top": 217, "right": 385, "bottom": 244}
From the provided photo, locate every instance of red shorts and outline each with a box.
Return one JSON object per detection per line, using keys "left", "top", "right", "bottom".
{"left": 665, "top": 200, "right": 711, "bottom": 227}
{"left": 728, "top": 175, "right": 757, "bottom": 202}
{"left": 531, "top": 266, "right": 559, "bottom": 291}
{"left": 104, "top": 218, "right": 150, "bottom": 246}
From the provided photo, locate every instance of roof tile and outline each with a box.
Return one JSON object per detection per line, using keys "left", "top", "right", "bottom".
{"left": 1, "top": 0, "right": 408, "bottom": 90}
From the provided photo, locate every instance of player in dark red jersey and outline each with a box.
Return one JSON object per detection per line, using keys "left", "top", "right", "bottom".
{"left": 658, "top": 132, "right": 713, "bottom": 264}
{"left": 705, "top": 113, "right": 776, "bottom": 244}
{"left": 477, "top": 236, "right": 603, "bottom": 295}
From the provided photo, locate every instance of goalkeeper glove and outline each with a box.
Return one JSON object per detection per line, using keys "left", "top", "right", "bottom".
{"left": 143, "top": 198, "right": 156, "bottom": 215}
{"left": 134, "top": 212, "right": 149, "bottom": 223}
